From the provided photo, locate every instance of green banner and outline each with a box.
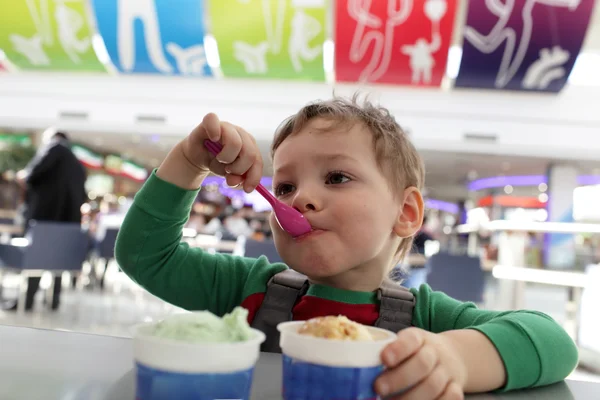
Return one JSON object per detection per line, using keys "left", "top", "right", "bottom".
{"left": 0, "top": 0, "right": 106, "bottom": 71}
{"left": 0, "top": 134, "right": 31, "bottom": 146}
{"left": 209, "top": 0, "right": 327, "bottom": 81}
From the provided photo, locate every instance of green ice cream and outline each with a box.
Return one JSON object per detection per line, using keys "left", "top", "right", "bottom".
{"left": 150, "top": 307, "right": 254, "bottom": 343}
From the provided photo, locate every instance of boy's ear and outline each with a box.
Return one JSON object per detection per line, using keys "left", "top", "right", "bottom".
{"left": 393, "top": 187, "right": 424, "bottom": 238}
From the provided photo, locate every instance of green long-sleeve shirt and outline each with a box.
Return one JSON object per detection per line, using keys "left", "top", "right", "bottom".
{"left": 115, "top": 172, "right": 579, "bottom": 392}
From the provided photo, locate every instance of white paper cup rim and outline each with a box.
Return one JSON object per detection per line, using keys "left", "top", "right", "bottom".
{"left": 278, "top": 321, "right": 397, "bottom": 367}
{"left": 133, "top": 322, "right": 265, "bottom": 373}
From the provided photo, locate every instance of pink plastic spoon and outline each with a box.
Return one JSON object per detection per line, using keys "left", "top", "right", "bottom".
{"left": 204, "top": 140, "right": 312, "bottom": 238}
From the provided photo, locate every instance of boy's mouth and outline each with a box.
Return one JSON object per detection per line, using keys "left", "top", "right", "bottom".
{"left": 293, "top": 229, "right": 325, "bottom": 242}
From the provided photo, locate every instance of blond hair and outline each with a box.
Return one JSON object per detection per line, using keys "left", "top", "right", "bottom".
{"left": 271, "top": 95, "right": 425, "bottom": 264}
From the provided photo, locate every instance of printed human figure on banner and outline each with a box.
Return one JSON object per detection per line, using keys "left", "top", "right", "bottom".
{"left": 0, "top": 0, "right": 104, "bottom": 71}
{"left": 456, "top": 0, "right": 596, "bottom": 92}
{"left": 335, "top": 0, "right": 457, "bottom": 86}
{"left": 91, "top": 0, "right": 212, "bottom": 76}
{"left": 209, "top": 0, "right": 327, "bottom": 81}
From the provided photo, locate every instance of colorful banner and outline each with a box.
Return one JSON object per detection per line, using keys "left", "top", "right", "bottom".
{"left": 209, "top": 0, "right": 327, "bottom": 81}
{"left": 456, "top": 0, "right": 596, "bottom": 92}
{"left": 72, "top": 144, "right": 103, "bottom": 169}
{"left": 91, "top": 0, "right": 212, "bottom": 76}
{"left": 0, "top": 0, "right": 105, "bottom": 71}
{"left": 335, "top": 0, "right": 457, "bottom": 86}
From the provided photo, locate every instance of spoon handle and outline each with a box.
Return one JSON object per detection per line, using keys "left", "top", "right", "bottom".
{"left": 203, "top": 140, "right": 276, "bottom": 207}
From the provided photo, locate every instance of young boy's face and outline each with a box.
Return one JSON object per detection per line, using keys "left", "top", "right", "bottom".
{"left": 270, "top": 118, "right": 420, "bottom": 289}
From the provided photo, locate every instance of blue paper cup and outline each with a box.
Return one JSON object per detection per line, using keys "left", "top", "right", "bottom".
{"left": 278, "top": 321, "right": 396, "bottom": 400}
{"left": 133, "top": 317, "right": 265, "bottom": 400}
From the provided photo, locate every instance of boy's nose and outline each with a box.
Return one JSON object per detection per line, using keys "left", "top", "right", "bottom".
{"left": 291, "top": 190, "right": 319, "bottom": 213}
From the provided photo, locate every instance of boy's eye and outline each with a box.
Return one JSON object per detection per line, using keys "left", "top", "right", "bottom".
{"left": 326, "top": 172, "right": 351, "bottom": 185}
{"left": 275, "top": 183, "right": 295, "bottom": 197}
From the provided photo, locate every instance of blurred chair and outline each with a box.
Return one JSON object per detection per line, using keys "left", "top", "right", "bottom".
{"left": 0, "top": 221, "right": 90, "bottom": 313}
{"left": 425, "top": 252, "right": 485, "bottom": 304}
{"left": 241, "top": 239, "right": 283, "bottom": 263}
{"left": 92, "top": 228, "right": 119, "bottom": 290}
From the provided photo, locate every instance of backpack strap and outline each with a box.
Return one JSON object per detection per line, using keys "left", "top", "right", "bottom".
{"left": 250, "top": 269, "right": 309, "bottom": 353}
{"left": 374, "top": 280, "right": 415, "bottom": 333}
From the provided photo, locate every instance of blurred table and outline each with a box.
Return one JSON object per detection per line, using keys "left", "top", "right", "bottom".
{"left": 0, "top": 325, "right": 597, "bottom": 400}
{"left": 492, "top": 265, "right": 587, "bottom": 309}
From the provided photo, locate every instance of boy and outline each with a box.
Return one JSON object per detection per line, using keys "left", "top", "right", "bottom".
{"left": 116, "top": 97, "right": 578, "bottom": 399}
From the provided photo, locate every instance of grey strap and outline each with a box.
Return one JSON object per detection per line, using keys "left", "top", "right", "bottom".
{"left": 374, "top": 280, "right": 415, "bottom": 333}
{"left": 250, "top": 269, "right": 309, "bottom": 353}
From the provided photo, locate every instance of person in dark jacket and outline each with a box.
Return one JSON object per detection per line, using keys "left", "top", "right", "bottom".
{"left": 13, "top": 131, "right": 87, "bottom": 311}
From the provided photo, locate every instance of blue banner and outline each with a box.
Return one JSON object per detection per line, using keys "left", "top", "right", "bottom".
{"left": 455, "top": 0, "right": 596, "bottom": 93}
{"left": 91, "top": 0, "right": 212, "bottom": 76}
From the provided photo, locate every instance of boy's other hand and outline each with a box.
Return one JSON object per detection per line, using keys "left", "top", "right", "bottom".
{"left": 182, "top": 113, "right": 263, "bottom": 193}
{"left": 375, "top": 327, "right": 467, "bottom": 400}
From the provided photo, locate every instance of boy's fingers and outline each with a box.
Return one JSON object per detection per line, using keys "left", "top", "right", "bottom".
{"left": 375, "top": 343, "right": 438, "bottom": 396}
{"left": 382, "top": 328, "right": 426, "bottom": 368}
{"left": 439, "top": 381, "right": 464, "bottom": 400}
{"left": 225, "top": 174, "right": 244, "bottom": 188}
{"left": 390, "top": 365, "right": 451, "bottom": 400}
{"left": 243, "top": 156, "right": 263, "bottom": 193}
{"left": 217, "top": 122, "right": 243, "bottom": 164}
{"left": 224, "top": 129, "right": 257, "bottom": 176}
{"left": 201, "top": 113, "right": 221, "bottom": 142}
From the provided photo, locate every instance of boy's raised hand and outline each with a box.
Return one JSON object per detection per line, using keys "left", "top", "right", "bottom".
{"left": 161, "top": 113, "right": 263, "bottom": 192}
{"left": 375, "top": 327, "right": 467, "bottom": 400}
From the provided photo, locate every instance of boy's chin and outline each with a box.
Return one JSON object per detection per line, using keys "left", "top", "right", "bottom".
{"left": 286, "top": 262, "right": 348, "bottom": 280}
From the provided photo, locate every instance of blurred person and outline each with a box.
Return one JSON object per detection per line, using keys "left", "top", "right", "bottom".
{"left": 9, "top": 130, "right": 86, "bottom": 311}
{"left": 224, "top": 209, "right": 253, "bottom": 238}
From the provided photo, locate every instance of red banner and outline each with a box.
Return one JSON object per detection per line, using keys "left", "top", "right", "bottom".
{"left": 335, "top": 0, "right": 458, "bottom": 86}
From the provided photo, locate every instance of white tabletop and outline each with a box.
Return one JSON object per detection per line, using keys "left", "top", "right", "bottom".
{"left": 0, "top": 325, "right": 597, "bottom": 400}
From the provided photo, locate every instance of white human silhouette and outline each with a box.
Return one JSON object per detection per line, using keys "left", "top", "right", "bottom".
{"left": 262, "top": 0, "right": 286, "bottom": 53}
{"left": 234, "top": 41, "right": 270, "bottom": 73}
{"left": 55, "top": 0, "right": 91, "bottom": 63}
{"left": 522, "top": 46, "right": 570, "bottom": 89}
{"left": 117, "top": 0, "right": 173, "bottom": 73}
{"left": 288, "top": 9, "right": 322, "bottom": 72}
{"left": 25, "top": 0, "right": 53, "bottom": 45}
{"left": 9, "top": 34, "right": 50, "bottom": 65}
{"left": 166, "top": 43, "right": 207, "bottom": 75}
{"left": 401, "top": 35, "right": 440, "bottom": 83}
{"left": 348, "top": 0, "right": 413, "bottom": 82}
{"left": 401, "top": 0, "right": 446, "bottom": 84}
{"left": 464, "top": 0, "right": 582, "bottom": 88}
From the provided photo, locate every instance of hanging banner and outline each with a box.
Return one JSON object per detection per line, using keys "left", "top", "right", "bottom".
{"left": 72, "top": 144, "right": 104, "bottom": 170}
{"left": 335, "top": 0, "right": 458, "bottom": 86}
{"left": 208, "top": 0, "right": 327, "bottom": 81}
{"left": 0, "top": 0, "right": 106, "bottom": 71}
{"left": 455, "top": 0, "right": 596, "bottom": 93}
{"left": 91, "top": 0, "right": 212, "bottom": 76}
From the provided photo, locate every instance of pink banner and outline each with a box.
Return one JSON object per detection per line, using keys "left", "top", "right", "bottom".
{"left": 335, "top": 0, "right": 458, "bottom": 86}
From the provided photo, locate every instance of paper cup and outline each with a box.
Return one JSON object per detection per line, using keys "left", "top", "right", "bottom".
{"left": 133, "top": 321, "right": 265, "bottom": 400}
{"left": 278, "top": 321, "right": 396, "bottom": 400}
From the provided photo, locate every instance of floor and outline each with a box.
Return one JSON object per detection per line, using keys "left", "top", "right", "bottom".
{"left": 1, "top": 263, "right": 599, "bottom": 383}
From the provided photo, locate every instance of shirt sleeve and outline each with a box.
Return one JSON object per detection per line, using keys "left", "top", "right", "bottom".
{"left": 115, "top": 171, "right": 271, "bottom": 316}
{"left": 410, "top": 284, "right": 579, "bottom": 391}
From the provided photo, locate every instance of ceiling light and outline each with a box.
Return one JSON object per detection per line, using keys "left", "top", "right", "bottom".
{"left": 204, "top": 35, "right": 220, "bottom": 69}
{"left": 445, "top": 45, "right": 462, "bottom": 80}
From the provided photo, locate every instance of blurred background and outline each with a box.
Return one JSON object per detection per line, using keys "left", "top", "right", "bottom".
{"left": 1, "top": 0, "right": 600, "bottom": 382}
